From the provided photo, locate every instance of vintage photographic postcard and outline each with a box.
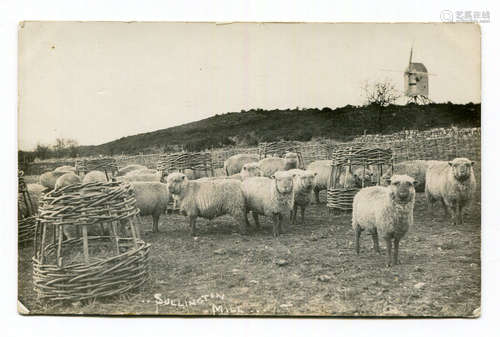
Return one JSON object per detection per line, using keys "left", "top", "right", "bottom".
{"left": 18, "top": 22, "right": 480, "bottom": 317}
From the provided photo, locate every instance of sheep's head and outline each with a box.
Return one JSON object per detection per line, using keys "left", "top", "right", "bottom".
{"left": 159, "top": 170, "right": 169, "bottom": 183}
{"left": 240, "top": 162, "right": 262, "bottom": 178}
{"left": 293, "top": 170, "right": 317, "bottom": 193}
{"left": 449, "top": 158, "right": 474, "bottom": 182}
{"left": 353, "top": 167, "right": 374, "bottom": 187}
{"left": 284, "top": 152, "right": 299, "bottom": 169}
{"left": 166, "top": 172, "right": 189, "bottom": 195}
{"left": 388, "top": 174, "right": 416, "bottom": 204}
{"left": 272, "top": 171, "right": 294, "bottom": 194}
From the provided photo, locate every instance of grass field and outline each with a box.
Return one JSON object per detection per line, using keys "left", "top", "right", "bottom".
{"left": 18, "top": 178, "right": 481, "bottom": 317}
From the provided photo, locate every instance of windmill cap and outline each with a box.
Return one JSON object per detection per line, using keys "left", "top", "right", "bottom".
{"left": 405, "top": 62, "right": 428, "bottom": 73}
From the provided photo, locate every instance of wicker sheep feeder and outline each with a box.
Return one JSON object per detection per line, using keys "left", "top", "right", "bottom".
{"left": 75, "top": 157, "right": 118, "bottom": 179}
{"left": 157, "top": 151, "right": 214, "bottom": 213}
{"left": 32, "top": 181, "right": 150, "bottom": 302}
{"left": 18, "top": 171, "right": 37, "bottom": 245}
{"left": 327, "top": 147, "right": 393, "bottom": 214}
{"left": 258, "top": 141, "right": 305, "bottom": 169}
{"left": 156, "top": 151, "right": 214, "bottom": 176}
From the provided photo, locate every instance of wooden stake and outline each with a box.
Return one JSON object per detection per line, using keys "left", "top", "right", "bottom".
{"left": 129, "top": 218, "right": 139, "bottom": 248}
{"left": 82, "top": 225, "right": 89, "bottom": 264}
{"left": 111, "top": 222, "right": 120, "bottom": 255}
{"left": 133, "top": 216, "right": 142, "bottom": 240}
{"left": 33, "top": 220, "right": 40, "bottom": 259}
{"left": 52, "top": 223, "right": 57, "bottom": 245}
{"left": 40, "top": 224, "right": 47, "bottom": 264}
{"left": 57, "top": 225, "right": 63, "bottom": 267}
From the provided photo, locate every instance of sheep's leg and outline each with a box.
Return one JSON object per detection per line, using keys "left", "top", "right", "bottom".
{"left": 300, "top": 206, "right": 305, "bottom": 225}
{"left": 372, "top": 230, "right": 380, "bottom": 254}
{"left": 252, "top": 212, "right": 261, "bottom": 229}
{"left": 426, "top": 191, "right": 435, "bottom": 214}
{"left": 152, "top": 214, "right": 160, "bottom": 233}
{"left": 441, "top": 198, "right": 450, "bottom": 218}
{"left": 244, "top": 211, "right": 250, "bottom": 227}
{"left": 291, "top": 204, "right": 298, "bottom": 225}
{"left": 314, "top": 187, "right": 320, "bottom": 204}
{"left": 278, "top": 213, "right": 286, "bottom": 234}
{"left": 446, "top": 199, "right": 458, "bottom": 225}
{"left": 354, "top": 225, "right": 361, "bottom": 255}
{"left": 272, "top": 213, "right": 280, "bottom": 238}
{"left": 189, "top": 215, "right": 197, "bottom": 236}
{"left": 458, "top": 204, "right": 464, "bottom": 226}
{"left": 236, "top": 212, "right": 249, "bottom": 235}
{"left": 393, "top": 237, "right": 400, "bottom": 265}
{"left": 454, "top": 202, "right": 461, "bottom": 226}
{"left": 385, "top": 237, "right": 392, "bottom": 267}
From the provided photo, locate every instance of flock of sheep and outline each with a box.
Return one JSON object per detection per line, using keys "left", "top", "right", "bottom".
{"left": 21, "top": 151, "right": 476, "bottom": 267}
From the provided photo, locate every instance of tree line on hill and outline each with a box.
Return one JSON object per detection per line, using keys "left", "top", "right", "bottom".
{"left": 19, "top": 102, "right": 480, "bottom": 164}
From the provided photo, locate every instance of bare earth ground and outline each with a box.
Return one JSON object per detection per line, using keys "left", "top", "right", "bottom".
{"left": 18, "top": 173, "right": 481, "bottom": 317}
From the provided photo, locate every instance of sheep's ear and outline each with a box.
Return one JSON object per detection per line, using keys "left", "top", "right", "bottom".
{"left": 448, "top": 161, "right": 453, "bottom": 166}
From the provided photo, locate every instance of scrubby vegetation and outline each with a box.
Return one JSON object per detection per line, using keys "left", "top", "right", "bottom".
{"left": 20, "top": 103, "right": 480, "bottom": 161}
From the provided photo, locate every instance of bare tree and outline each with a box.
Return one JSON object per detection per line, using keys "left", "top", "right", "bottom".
{"left": 52, "top": 138, "right": 79, "bottom": 158}
{"left": 362, "top": 80, "right": 400, "bottom": 107}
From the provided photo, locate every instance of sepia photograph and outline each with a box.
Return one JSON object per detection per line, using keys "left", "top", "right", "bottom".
{"left": 17, "top": 21, "right": 481, "bottom": 317}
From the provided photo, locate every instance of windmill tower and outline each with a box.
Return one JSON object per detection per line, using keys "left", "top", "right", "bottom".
{"left": 404, "top": 47, "right": 431, "bottom": 104}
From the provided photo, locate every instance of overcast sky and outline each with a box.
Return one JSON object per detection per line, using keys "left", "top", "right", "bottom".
{"left": 18, "top": 22, "right": 480, "bottom": 150}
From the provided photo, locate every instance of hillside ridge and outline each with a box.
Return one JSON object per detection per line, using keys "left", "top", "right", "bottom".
{"left": 72, "top": 103, "right": 481, "bottom": 156}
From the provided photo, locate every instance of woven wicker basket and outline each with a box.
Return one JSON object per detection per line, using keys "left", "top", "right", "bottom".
{"left": 327, "top": 147, "right": 393, "bottom": 213}
{"left": 32, "top": 181, "right": 150, "bottom": 302}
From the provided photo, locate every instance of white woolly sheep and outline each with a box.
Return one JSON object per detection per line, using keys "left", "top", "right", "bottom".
{"left": 39, "top": 170, "right": 70, "bottom": 190}
{"left": 352, "top": 165, "right": 376, "bottom": 187}
{"left": 240, "top": 162, "right": 262, "bottom": 180}
{"left": 54, "top": 172, "right": 81, "bottom": 190}
{"left": 241, "top": 171, "right": 295, "bottom": 237}
{"left": 287, "top": 169, "right": 317, "bottom": 225}
{"left": 224, "top": 153, "right": 259, "bottom": 175}
{"left": 338, "top": 167, "right": 357, "bottom": 188}
{"left": 425, "top": 158, "right": 476, "bottom": 226}
{"left": 82, "top": 170, "right": 108, "bottom": 184}
{"left": 18, "top": 183, "right": 45, "bottom": 218}
{"left": 184, "top": 169, "right": 210, "bottom": 180}
{"left": 381, "top": 160, "right": 440, "bottom": 192}
{"left": 116, "top": 164, "right": 147, "bottom": 176}
{"left": 166, "top": 172, "right": 248, "bottom": 236}
{"left": 54, "top": 165, "right": 76, "bottom": 173}
{"left": 197, "top": 162, "right": 262, "bottom": 182}
{"left": 115, "top": 172, "right": 162, "bottom": 182}
{"left": 131, "top": 182, "right": 171, "bottom": 233}
{"left": 352, "top": 174, "right": 417, "bottom": 266}
{"left": 258, "top": 152, "right": 299, "bottom": 177}
{"left": 306, "top": 160, "right": 331, "bottom": 203}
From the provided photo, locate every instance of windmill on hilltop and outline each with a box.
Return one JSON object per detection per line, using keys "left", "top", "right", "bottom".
{"left": 381, "top": 45, "right": 435, "bottom": 104}
{"left": 404, "top": 47, "right": 432, "bottom": 104}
